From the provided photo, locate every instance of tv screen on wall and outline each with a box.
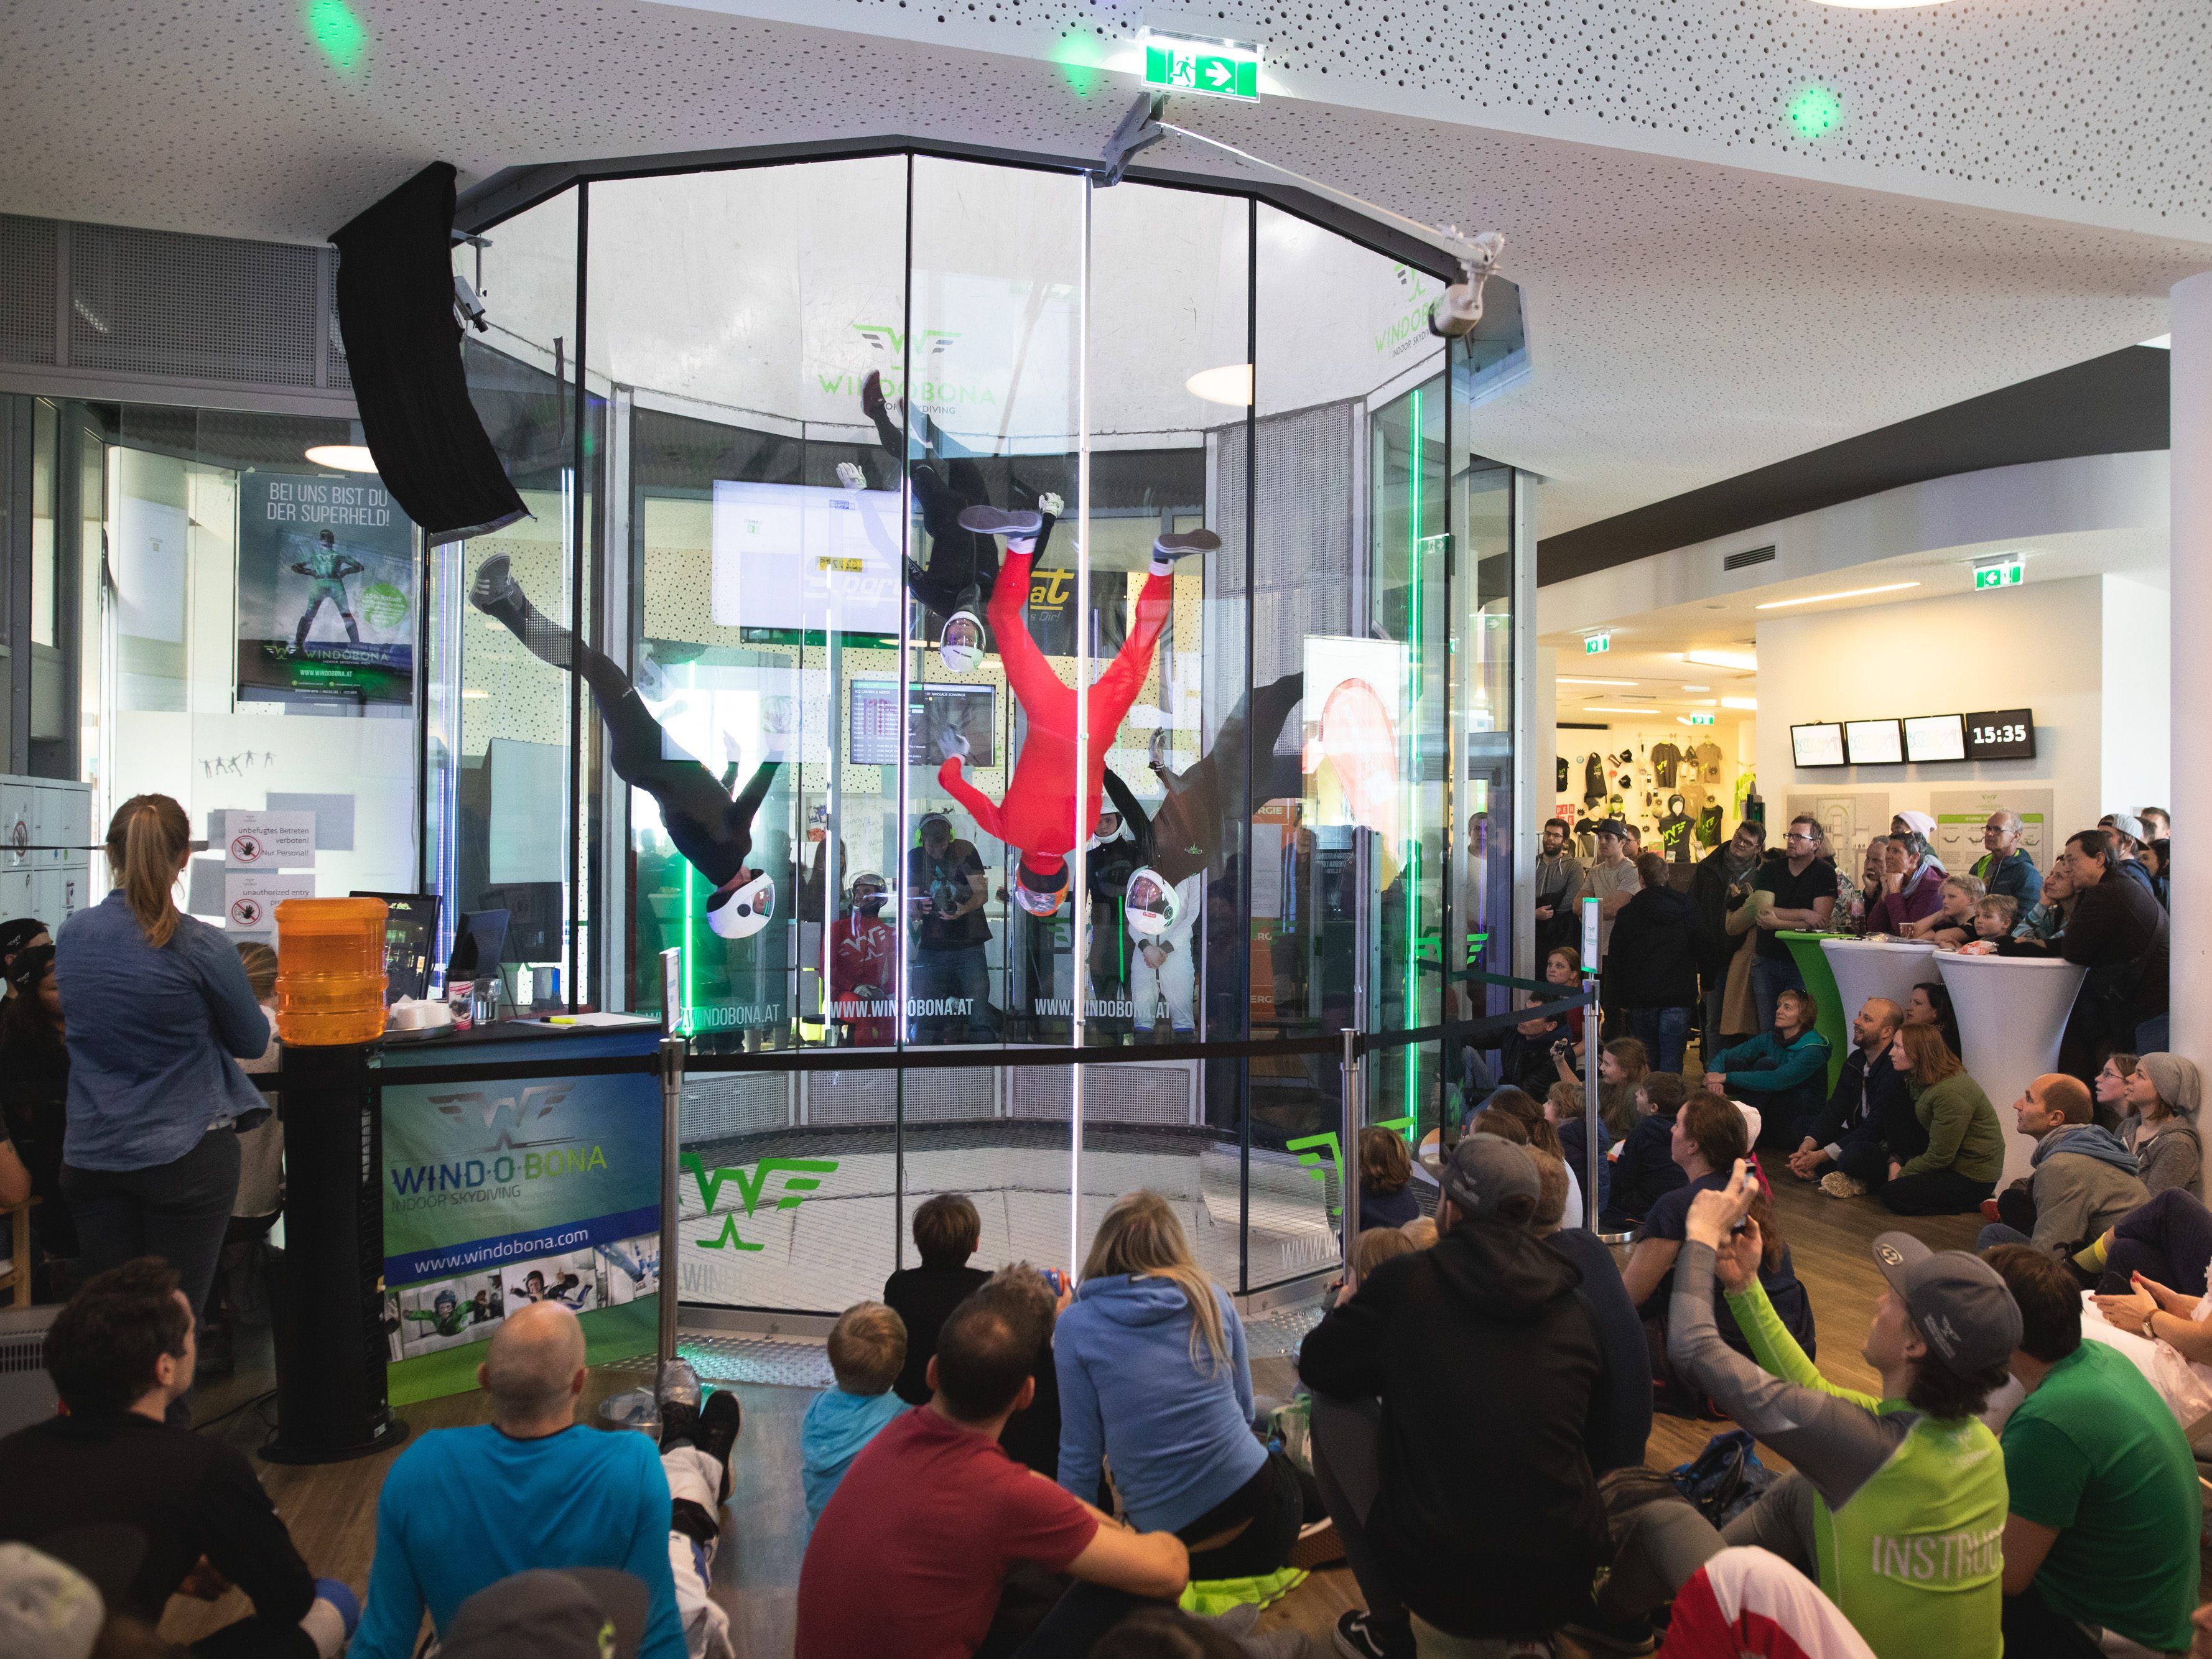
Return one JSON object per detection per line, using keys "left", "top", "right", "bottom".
{"left": 1791, "top": 723, "right": 1846, "bottom": 768}
{"left": 1844, "top": 720, "right": 1903, "bottom": 766}
{"left": 1903, "top": 714, "right": 1967, "bottom": 763}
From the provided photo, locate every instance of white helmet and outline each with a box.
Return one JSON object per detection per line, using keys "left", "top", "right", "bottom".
{"left": 1125, "top": 867, "right": 1180, "bottom": 938}
{"left": 705, "top": 870, "right": 776, "bottom": 940}
{"left": 939, "top": 608, "right": 986, "bottom": 674}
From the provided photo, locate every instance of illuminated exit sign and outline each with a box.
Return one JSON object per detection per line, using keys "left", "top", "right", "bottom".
{"left": 1686, "top": 713, "right": 1715, "bottom": 725}
{"left": 1973, "top": 554, "right": 2024, "bottom": 591}
{"left": 1584, "top": 632, "right": 1611, "bottom": 655}
{"left": 1142, "top": 31, "right": 1261, "bottom": 100}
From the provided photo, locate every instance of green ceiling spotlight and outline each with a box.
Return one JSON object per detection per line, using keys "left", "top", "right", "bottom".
{"left": 1788, "top": 86, "right": 1845, "bottom": 137}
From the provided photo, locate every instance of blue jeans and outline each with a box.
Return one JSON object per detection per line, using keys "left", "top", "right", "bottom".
{"left": 1627, "top": 1006, "right": 1690, "bottom": 1075}
{"left": 911, "top": 944, "right": 992, "bottom": 1043}
{"left": 1977, "top": 1221, "right": 2032, "bottom": 1251}
{"left": 1750, "top": 952, "right": 1803, "bottom": 1035}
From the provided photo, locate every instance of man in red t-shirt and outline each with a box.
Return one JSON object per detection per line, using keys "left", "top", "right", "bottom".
{"left": 796, "top": 1270, "right": 1188, "bottom": 1659}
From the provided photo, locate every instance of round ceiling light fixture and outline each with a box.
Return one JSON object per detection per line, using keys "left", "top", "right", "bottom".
{"left": 1185, "top": 364, "right": 1254, "bottom": 407}
{"left": 304, "top": 444, "right": 379, "bottom": 472}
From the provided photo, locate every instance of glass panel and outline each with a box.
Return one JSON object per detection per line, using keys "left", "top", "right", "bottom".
{"left": 96, "top": 404, "right": 421, "bottom": 931}
{"left": 77, "top": 414, "right": 105, "bottom": 788}
{"left": 438, "top": 187, "right": 579, "bottom": 994}
{"left": 31, "top": 400, "right": 57, "bottom": 648}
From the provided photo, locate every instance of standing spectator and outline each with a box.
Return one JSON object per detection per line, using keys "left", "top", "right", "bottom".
{"left": 1606, "top": 853, "right": 1704, "bottom": 1075}
{"left": 1981, "top": 1245, "right": 2199, "bottom": 1659}
{"left": 883, "top": 1193, "right": 1060, "bottom": 1476}
{"left": 1602, "top": 1070, "right": 1689, "bottom": 1230}
{"left": 2140, "top": 806, "right": 2171, "bottom": 841}
{"left": 1903, "top": 980, "right": 1962, "bottom": 1058}
{"left": 1875, "top": 1025, "right": 2006, "bottom": 1215}
{"left": 1703, "top": 988, "right": 1831, "bottom": 1149}
{"left": 1357, "top": 1127, "right": 1420, "bottom": 1229}
{"left": 1054, "top": 1193, "right": 1301, "bottom": 1584}
{"left": 354, "top": 1303, "right": 689, "bottom": 1659}
{"left": 2116, "top": 1051, "right": 2204, "bottom": 1197}
{"left": 1975, "top": 1074, "right": 2147, "bottom": 1258}
{"left": 2006, "top": 830, "right": 2170, "bottom": 1069}
{"left": 1749, "top": 817, "right": 1835, "bottom": 1031}
{"left": 1586, "top": 821, "right": 1642, "bottom": 1038}
{"left": 0, "top": 941, "right": 74, "bottom": 1293}
{"left": 1531, "top": 817, "right": 1583, "bottom": 960}
{"left": 1864, "top": 832, "right": 1945, "bottom": 934}
{"left": 802, "top": 1303, "right": 909, "bottom": 1531}
{"left": 798, "top": 1270, "right": 1190, "bottom": 1659}
{"left": 1299, "top": 1135, "right": 1610, "bottom": 1654}
{"left": 2141, "top": 837, "right": 2171, "bottom": 909}
{"left": 2099, "top": 812, "right": 2157, "bottom": 887}
{"left": 906, "top": 812, "right": 993, "bottom": 1044}
{"left": 56, "top": 795, "right": 269, "bottom": 1421}
{"left": 1619, "top": 1093, "right": 1814, "bottom": 1369}
{"left": 0, "top": 1257, "right": 360, "bottom": 1658}
{"left": 1787, "top": 997, "right": 1904, "bottom": 1181}
{"left": 1691, "top": 820, "right": 1765, "bottom": 1059}
{"left": 1971, "top": 811, "right": 2045, "bottom": 910}
{"left": 1597, "top": 1202, "right": 2015, "bottom": 1659}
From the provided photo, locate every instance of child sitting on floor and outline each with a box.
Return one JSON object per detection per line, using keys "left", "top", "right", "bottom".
{"left": 802, "top": 1301, "right": 909, "bottom": 1530}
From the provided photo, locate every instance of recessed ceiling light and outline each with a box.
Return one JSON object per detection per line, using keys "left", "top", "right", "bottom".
{"left": 1722, "top": 697, "right": 1758, "bottom": 710}
{"left": 1558, "top": 677, "right": 1637, "bottom": 687}
{"left": 1685, "top": 649, "right": 1757, "bottom": 672}
{"left": 1582, "top": 707, "right": 1661, "bottom": 715}
{"left": 1683, "top": 684, "right": 1710, "bottom": 691}
{"left": 1754, "top": 581, "right": 1921, "bottom": 611}
{"left": 304, "top": 444, "right": 378, "bottom": 472}
{"left": 1185, "top": 364, "right": 1253, "bottom": 406}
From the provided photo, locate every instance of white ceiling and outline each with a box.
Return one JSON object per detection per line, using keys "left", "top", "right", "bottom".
{"left": 2, "top": 0, "right": 2207, "bottom": 536}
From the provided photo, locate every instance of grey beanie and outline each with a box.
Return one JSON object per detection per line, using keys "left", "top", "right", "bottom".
{"left": 2137, "top": 1053, "right": 2202, "bottom": 1119}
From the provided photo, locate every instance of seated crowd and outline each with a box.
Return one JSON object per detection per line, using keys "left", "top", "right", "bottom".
{"left": 2, "top": 801, "right": 2205, "bottom": 1659}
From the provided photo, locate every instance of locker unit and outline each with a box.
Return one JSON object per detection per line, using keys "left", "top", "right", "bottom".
{"left": 0, "top": 774, "right": 93, "bottom": 931}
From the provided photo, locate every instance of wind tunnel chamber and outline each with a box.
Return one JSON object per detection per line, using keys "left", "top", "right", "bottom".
{"left": 432, "top": 152, "right": 1530, "bottom": 1316}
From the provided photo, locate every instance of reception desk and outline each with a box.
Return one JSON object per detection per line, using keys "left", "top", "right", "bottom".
{"left": 1933, "top": 954, "right": 2086, "bottom": 1185}
{"left": 1820, "top": 939, "right": 1938, "bottom": 1033}
{"left": 374, "top": 1021, "right": 664, "bottom": 1404}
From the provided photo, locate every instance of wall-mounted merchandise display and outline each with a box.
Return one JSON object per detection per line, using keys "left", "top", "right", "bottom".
{"left": 1551, "top": 720, "right": 1748, "bottom": 867}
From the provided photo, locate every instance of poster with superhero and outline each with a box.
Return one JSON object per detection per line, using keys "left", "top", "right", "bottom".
{"left": 236, "top": 470, "right": 416, "bottom": 712}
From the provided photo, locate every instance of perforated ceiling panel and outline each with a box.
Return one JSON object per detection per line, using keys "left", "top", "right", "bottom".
{"left": 0, "top": 217, "right": 58, "bottom": 366}
{"left": 70, "top": 222, "right": 322, "bottom": 386}
{"left": 2, "top": 0, "right": 2206, "bottom": 534}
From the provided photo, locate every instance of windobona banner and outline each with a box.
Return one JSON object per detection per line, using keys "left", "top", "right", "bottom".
{"left": 236, "top": 469, "right": 417, "bottom": 712}
{"left": 376, "top": 1029, "right": 662, "bottom": 1403}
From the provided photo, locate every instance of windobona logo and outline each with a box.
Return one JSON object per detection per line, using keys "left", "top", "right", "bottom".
{"left": 1285, "top": 1117, "right": 1415, "bottom": 1190}
{"left": 681, "top": 1152, "right": 839, "bottom": 1252}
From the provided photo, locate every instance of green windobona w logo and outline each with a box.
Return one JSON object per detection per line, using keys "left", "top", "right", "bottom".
{"left": 681, "top": 1153, "right": 839, "bottom": 1252}
{"left": 1285, "top": 1117, "right": 1416, "bottom": 1192}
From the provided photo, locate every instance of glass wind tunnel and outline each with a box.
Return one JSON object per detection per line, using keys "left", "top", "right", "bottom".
{"left": 437, "top": 151, "right": 1531, "bottom": 1317}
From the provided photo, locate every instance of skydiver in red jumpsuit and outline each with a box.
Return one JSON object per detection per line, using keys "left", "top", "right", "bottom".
{"left": 937, "top": 503, "right": 1217, "bottom": 918}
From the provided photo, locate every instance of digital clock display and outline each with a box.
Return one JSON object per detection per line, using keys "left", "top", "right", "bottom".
{"left": 1963, "top": 709, "right": 2035, "bottom": 761}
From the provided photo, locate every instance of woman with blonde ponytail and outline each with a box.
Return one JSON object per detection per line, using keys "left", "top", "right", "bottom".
{"left": 57, "top": 794, "right": 271, "bottom": 1421}
{"left": 1053, "top": 1190, "right": 1305, "bottom": 1583}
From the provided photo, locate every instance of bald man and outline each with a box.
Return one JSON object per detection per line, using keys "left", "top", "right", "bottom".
{"left": 1975, "top": 1074, "right": 2150, "bottom": 1260}
{"left": 353, "top": 1302, "right": 689, "bottom": 1659}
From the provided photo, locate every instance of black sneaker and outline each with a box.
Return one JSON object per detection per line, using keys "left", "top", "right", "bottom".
{"left": 1334, "top": 1609, "right": 1414, "bottom": 1659}
{"left": 957, "top": 505, "right": 1045, "bottom": 539}
{"left": 695, "top": 1388, "right": 743, "bottom": 1503}
{"left": 469, "top": 552, "right": 518, "bottom": 611}
{"left": 1152, "top": 528, "right": 1222, "bottom": 561}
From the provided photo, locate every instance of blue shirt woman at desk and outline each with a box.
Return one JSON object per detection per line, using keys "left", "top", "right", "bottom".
{"left": 57, "top": 794, "right": 270, "bottom": 1419}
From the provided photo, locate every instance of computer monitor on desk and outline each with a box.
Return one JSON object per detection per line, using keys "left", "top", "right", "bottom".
{"left": 447, "top": 909, "right": 510, "bottom": 987}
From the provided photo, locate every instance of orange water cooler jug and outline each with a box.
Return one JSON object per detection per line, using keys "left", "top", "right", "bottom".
{"left": 275, "top": 897, "right": 389, "bottom": 1045}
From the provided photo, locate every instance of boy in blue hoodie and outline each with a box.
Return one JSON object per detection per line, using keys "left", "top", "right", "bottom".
{"left": 802, "top": 1302, "right": 909, "bottom": 1530}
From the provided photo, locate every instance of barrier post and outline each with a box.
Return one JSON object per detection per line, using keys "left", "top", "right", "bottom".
{"left": 658, "top": 1033, "right": 685, "bottom": 1369}
{"left": 1341, "top": 1027, "right": 1362, "bottom": 1275}
{"left": 1583, "top": 978, "right": 1602, "bottom": 1231}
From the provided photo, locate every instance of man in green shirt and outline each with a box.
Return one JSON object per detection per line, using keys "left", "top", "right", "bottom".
{"left": 1589, "top": 1163, "right": 2018, "bottom": 1658}
{"left": 1982, "top": 1244, "right": 2198, "bottom": 1657}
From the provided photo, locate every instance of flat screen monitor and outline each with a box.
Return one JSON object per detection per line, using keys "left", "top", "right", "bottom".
{"left": 478, "top": 883, "right": 562, "bottom": 960}
{"left": 352, "top": 890, "right": 439, "bottom": 1004}
{"left": 446, "top": 909, "right": 510, "bottom": 983}
{"left": 1791, "top": 723, "right": 1846, "bottom": 768}
{"left": 710, "top": 479, "right": 903, "bottom": 634}
{"left": 1903, "top": 713, "right": 1967, "bottom": 763}
{"left": 850, "top": 682, "right": 997, "bottom": 768}
{"left": 1844, "top": 719, "right": 1903, "bottom": 766}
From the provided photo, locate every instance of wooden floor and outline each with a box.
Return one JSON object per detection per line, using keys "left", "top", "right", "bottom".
{"left": 162, "top": 1176, "right": 1989, "bottom": 1658}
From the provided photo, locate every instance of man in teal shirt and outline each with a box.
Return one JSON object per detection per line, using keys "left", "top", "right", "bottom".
{"left": 1982, "top": 1245, "right": 2198, "bottom": 1657}
{"left": 353, "top": 1301, "right": 687, "bottom": 1659}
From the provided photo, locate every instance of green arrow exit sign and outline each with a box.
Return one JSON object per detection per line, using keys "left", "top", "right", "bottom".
{"left": 1142, "top": 32, "right": 1261, "bottom": 100}
{"left": 1973, "top": 555, "right": 2024, "bottom": 590}
{"left": 1584, "top": 631, "right": 1610, "bottom": 655}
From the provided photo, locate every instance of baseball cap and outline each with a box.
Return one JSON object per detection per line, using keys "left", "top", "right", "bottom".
{"left": 1439, "top": 1133, "right": 1541, "bottom": 1221}
{"left": 438, "top": 1569, "right": 651, "bottom": 1659}
{"left": 2105, "top": 811, "right": 2147, "bottom": 843}
{"left": 0, "top": 1543, "right": 105, "bottom": 1659}
{"left": 1870, "top": 1232, "right": 2022, "bottom": 1375}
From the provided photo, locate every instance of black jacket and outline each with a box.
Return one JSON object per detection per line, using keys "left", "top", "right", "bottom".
{"left": 1798, "top": 1045, "right": 1893, "bottom": 1152}
{"left": 2002, "top": 873, "right": 2170, "bottom": 1020}
{"left": 1603, "top": 884, "right": 1706, "bottom": 1008}
{"left": 1542, "top": 1227, "right": 1651, "bottom": 1475}
{"left": 1689, "top": 847, "right": 1755, "bottom": 986}
{"left": 1604, "top": 1107, "right": 1688, "bottom": 1227}
{"left": 1299, "top": 1218, "right": 1609, "bottom": 1638}
{"left": 884, "top": 1262, "right": 1061, "bottom": 1475}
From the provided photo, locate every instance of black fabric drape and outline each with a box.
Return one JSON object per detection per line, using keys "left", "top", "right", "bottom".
{"left": 330, "top": 162, "right": 529, "bottom": 540}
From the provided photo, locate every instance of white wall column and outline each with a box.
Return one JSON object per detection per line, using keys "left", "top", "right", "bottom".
{"left": 2171, "top": 276, "right": 2212, "bottom": 1140}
